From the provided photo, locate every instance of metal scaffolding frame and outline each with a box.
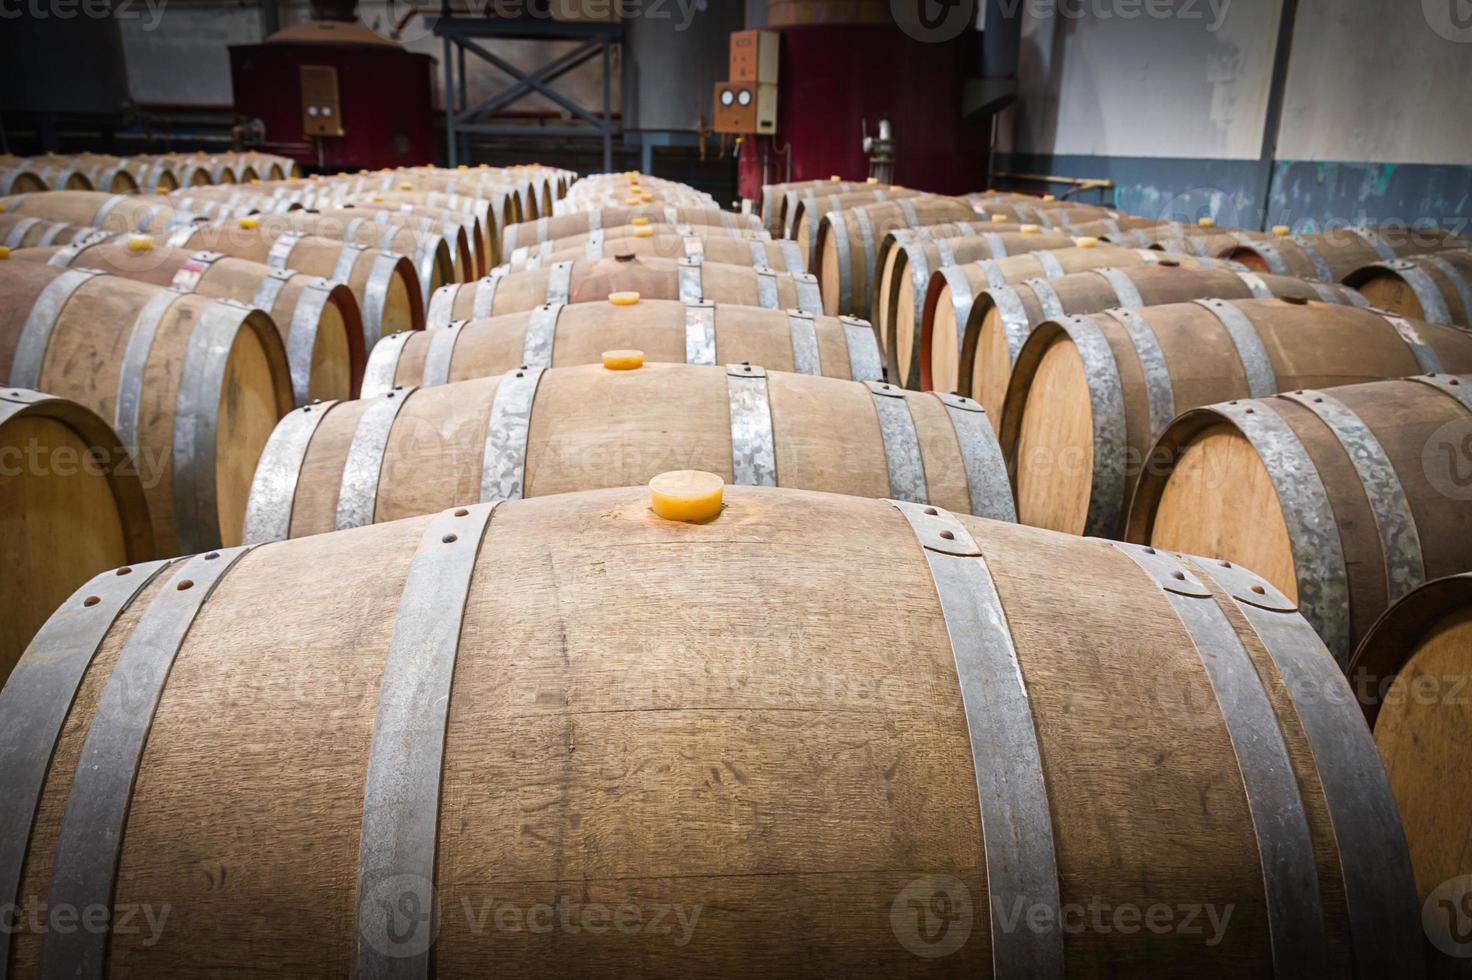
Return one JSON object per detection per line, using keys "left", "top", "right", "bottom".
{"left": 432, "top": 16, "right": 622, "bottom": 171}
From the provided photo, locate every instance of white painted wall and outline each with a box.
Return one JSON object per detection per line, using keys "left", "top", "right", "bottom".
{"left": 1276, "top": 0, "right": 1472, "bottom": 164}
{"left": 1003, "top": 0, "right": 1281, "bottom": 160}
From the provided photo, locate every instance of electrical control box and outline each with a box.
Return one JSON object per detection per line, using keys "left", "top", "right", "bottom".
{"left": 300, "top": 64, "right": 344, "bottom": 138}
{"left": 729, "top": 30, "right": 778, "bottom": 83}
{"left": 713, "top": 81, "right": 777, "bottom": 135}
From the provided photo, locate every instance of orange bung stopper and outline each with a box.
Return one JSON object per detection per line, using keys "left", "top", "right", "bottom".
{"left": 602, "top": 348, "right": 643, "bottom": 369}
{"left": 607, "top": 291, "right": 640, "bottom": 307}
{"left": 649, "top": 470, "right": 724, "bottom": 523}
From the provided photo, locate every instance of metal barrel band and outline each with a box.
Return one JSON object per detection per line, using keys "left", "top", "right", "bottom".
{"left": 1211, "top": 398, "right": 1351, "bottom": 664}
{"left": 242, "top": 400, "right": 340, "bottom": 544}
{"left": 1280, "top": 389, "right": 1424, "bottom": 603}
{"left": 1290, "top": 236, "right": 1334, "bottom": 282}
{"left": 1306, "top": 280, "right": 1340, "bottom": 305}
{"left": 480, "top": 366, "right": 544, "bottom": 502}
{"left": 865, "top": 380, "right": 929, "bottom": 503}
{"left": 1192, "top": 298, "right": 1277, "bottom": 397}
{"left": 889, "top": 500, "right": 1063, "bottom": 977}
{"left": 1236, "top": 270, "right": 1273, "bottom": 298}
{"left": 786, "top": 310, "right": 822, "bottom": 375}
{"left": 793, "top": 272, "right": 822, "bottom": 316}
{"left": 826, "top": 210, "right": 854, "bottom": 314}
{"left": 281, "top": 278, "right": 336, "bottom": 407}
{"left": 778, "top": 240, "right": 804, "bottom": 276}
{"left": 1092, "top": 265, "right": 1145, "bottom": 308}
{"left": 112, "top": 287, "right": 189, "bottom": 455}
{"left": 1386, "top": 261, "right": 1453, "bottom": 326}
{"left": 755, "top": 269, "right": 780, "bottom": 310}
{"left": 896, "top": 196, "right": 919, "bottom": 227}
{"left": 1105, "top": 307, "right": 1177, "bottom": 442}
{"left": 840, "top": 315, "right": 884, "bottom": 382}
{"left": 726, "top": 363, "right": 777, "bottom": 486}
{"left": 472, "top": 271, "right": 505, "bottom": 319}
{"left": 903, "top": 246, "right": 935, "bottom": 352}
{"left": 1410, "top": 372, "right": 1472, "bottom": 414}
{"left": 934, "top": 236, "right": 957, "bottom": 268}
{"left": 521, "top": 303, "right": 563, "bottom": 369}
{"left": 40, "top": 547, "right": 253, "bottom": 980}
{"left": 975, "top": 258, "right": 1006, "bottom": 290}
{"left": 265, "top": 231, "right": 304, "bottom": 270}
{"left": 989, "top": 286, "right": 1034, "bottom": 365}
{"left": 3, "top": 215, "right": 41, "bottom": 248}
{"left": 332, "top": 243, "right": 366, "bottom": 284}
{"left": 0, "top": 558, "right": 172, "bottom": 980}
{"left": 336, "top": 386, "right": 419, "bottom": 531}
{"left": 421, "top": 320, "right": 469, "bottom": 387}
{"left": 583, "top": 226, "right": 605, "bottom": 261}
{"left": 352, "top": 503, "right": 498, "bottom": 980}
{"left": 544, "top": 259, "right": 574, "bottom": 305}
{"left": 854, "top": 207, "right": 878, "bottom": 315}
{"left": 359, "top": 252, "right": 398, "bottom": 349}
{"left": 1247, "top": 240, "right": 1292, "bottom": 276}
{"left": 933, "top": 392, "right": 1014, "bottom": 521}
{"left": 1190, "top": 557, "right": 1424, "bottom": 979}
{"left": 684, "top": 301, "right": 717, "bottom": 365}
{"left": 1109, "top": 542, "right": 1327, "bottom": 975}
{"left": 1424, "top": 255, "right": 1472, "bottom": 323}
{"left": 1372, "top": 308, "right": 1444, "bottom": 375}
{"left": 747, "top": 237, "right": 770, "bottom": 271}
{"left": 10, "top": 267, "right": 103, "bottom": 388}
{"left": 362, "top": 331, "right": 413, "bottom": 398}
{"left": 1353, "top": 227, "right": 1398, "bottom": 262}
{"left": 1056, "top": 315, "right": 1128, "bottom": 536}
{"left": 1034, "top": 249, "right": 1065, "bottom": 279}
{"left": 250, "top": 265, "right": 295, "bottom": 314}
{"left": 677, "top": 259, "right": 703, "bottom": 304}
{"left": 1025, "top": 276, "right": 1065, "bottom": 321}
{"left": 983, "top": 232, "right": 1008, "bottom": 259}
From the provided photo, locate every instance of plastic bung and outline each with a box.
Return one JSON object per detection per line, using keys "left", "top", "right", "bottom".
{"left": 633, "top": 225, "right": 655, "bottom": 238}
{"left": 608, "top": 291, "right": 640, "bottom": 307}
{"left": 631, "top": 217, "right": 650, "bottom": 226}
{"left": 649, "top": 470, "right": 724, "bottom": 523}
{"left": 1019, "top": 224, "right": 1040, "bottom": 234}
{"left": 238, "top": 216, "right": 259, "bottom": 230}
{"left": 866, "top": 176, "right": 879, "bottom": 184}
{"left": 991, "top": 213, "right": 1009, "bottom": 223}
{"left": 624, "top": 196, "right": 642, "bottom": 206}
{"left": 372, "top": 195, "right": 384, "bottom": 202}
{"left": 1074, "top": 236, "right": 1099, "bottom": 248}
{"left": 400, "top": 181, "right": 413, "bottom": 190}
{"left": 156, "top": 187, "right": 169, "bottom": 194}
{"left": 640, "top": 193, "right": 654, "bottom": 202}
{"left": 0, "top": 246, "right": 9, "bottom": 260}
{"left": 1198, "top": 217, "right": 1216, "bottom": 228}
{"left": 1273, "top": 224, "right": 1291, "bottom": 236}
{"left": 1042, "top": 193, "right": 1056, "bottom": 202}
{"left": 458, "top": 164, "right": 468, "bottom": 170}
{"left": 250, "top": 178, "right": 261, "bottom": 185}
{"left": 602, "top": 348, "right": 644, "bottom": 370}
{"left": 830, "top": 175, "right": 841, "bottom": 182}
{"left": 126, "top": 233, "right": 153, "bottom": 252}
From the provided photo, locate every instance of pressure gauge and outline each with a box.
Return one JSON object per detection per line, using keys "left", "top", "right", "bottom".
{"left": 736, "top": 89, "right": 752, "bottom": 107}
{"left": 720, "top": 89, "right": 735, "bottom": 107}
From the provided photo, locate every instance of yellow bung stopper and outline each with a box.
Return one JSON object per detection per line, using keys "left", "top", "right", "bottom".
{"left": 631, "top": 217, "right": 650, "bottom": 226}
{"left": 632, "top": 225, "right": 654, "bottom": 238}
{"left": 238, "top": 216, "right": 259, "bottom": 229}
{"left": 1074, "top": 236, "right": 1099, "bottom": 248}
{"left": 1273, "top": 224, "right": 1291, "bottom": 236}
{"left": 126, "top": 233, "right": 153, "bottom": 252}
{"left": 624, "top": 196, "right": 642, "bottom": 205}
{"left": 250, "top": 178, "right": 261, "bottom": 185}
{"left": 478, "top": 163, "right": 488, "bottom": 169}
{"left": 0, "top": 204, "right": 6, "bottom": 213}
{"left": 155, "top": 187, "right": 169, "bottom": 194}
{"left": 830, "top": 175, "right": 841, "bottom": 182}
{"left": 0, "top": 246, "right": 9, "bottom": 260}
{"left": 608, "top": 290, "right": 641, "bottom": 306}
{"left": 1198, "top": 216, "right": 1215, "bottom": 228}
{"left": 1019, "top": 223, "right": 1039, "bottom": 234}
{"left": 457, "top": 164, "right": 468, "bottom": 170}
{"left": 991, "top": 213, "right": 1009, "bottom": 223}
{"left": 602, "top": 348, "right": 644, "bottom": 369}
{"left": 372, "top": 195, "right": 384, "bottom": 202}
{"left": 399, "top": 181, "right": 412, "bottom": 190}
{"left": 866, "top": 176, "right": 879, "bottom": 184}
{"left": 640, "top": 193, "right": 654, "bottom": 202}
{"left": 649, "top": 470, "right": 724, "bottom": 523}
{"left": 1042, "top": 193, "right": 1056, "bottom": 202}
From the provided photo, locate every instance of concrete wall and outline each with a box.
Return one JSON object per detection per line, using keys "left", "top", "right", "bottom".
{"left": 996, "top": 0, "right": 1472, "bottom": 228}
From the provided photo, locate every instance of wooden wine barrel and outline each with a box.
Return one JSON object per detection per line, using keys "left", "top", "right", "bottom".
{"left": 979, "top": 200, "right": 1121, "bottom": 228}
{"left": 0, "top": 261, "right": 294, "bottom": 553}
{"left": 334, "top": 200, "right": 489, "bottom": 276}
{"left": 1344, "top": 250, "right": 1472, "bottom": 329}
{"left": 0, "top": 160, "right": 90, "bottom": 194}
{"left": 24, "top": 236, "right": 365, "bottom": 406}
{"left": 1001, "top": 300, "right": 1472, "bottom": 540}
{"left": 1102, "top": 224, "right": 1269, "bottom": 250}
{"left": 869, "top": 229, "right": 1076, "bottom": 387}
{"left": 1229, "top": 227, "right": 1471, "bottom": 282}
{"left": 160, "top": 221, "right": 424, "bottom": 345}
{"left": 370, "top": 171, "right": 535, "bottom": 223}
{"left": 362, "top": 298, "right": 883, "bottom": 396}
{"left": 503, "top": 206, "right": 761, "bottom": 257}
{"left": 813, "top": 197, "right": 979, "bottom": 318}
{"left": 761, "top": 178, "right": 885, "bottom": 234}
{"left": 0, "top": 191, "right": 189, "bottom": 235}
{"left": 38, "top": 154, "right": 140, "bottom": 194}
{"left": 0, "top": 483, "right": 1422, "bottom": 975}
{"left": 502, "top": 229, "right": 802, "bottom": 275}
{"left": 948, "top": 265, "right": 1367, "bottom": 419}
{"left": 426, "top": 255, "right": 824, "bottom": 327}
{"left": 242, "top": 209, "right": 461, "bottom": 301}
{"left": 150, "top": 154, "right": 218, "bottom": 187}
{"left": 244, "top": 362, "right": 1013, "bottom": 542}
{"left": 350, "top": 188, "right": 515, "bottom": 266}
{"left": 1127, "top": 375, "right": 1472, "bottom": 667}
{"left": 790, "top": 188, "right": 924, "bottom": 262}
{"left": 0, "top": 388, "right": 154, "bottom": 689}
{"left": 767, "top": 0, "right": 890, "bottom": 23}
{"left": 1347, "top": 571, "right": 1472, "bottom": 957}
{"left": 0, "top": 214, "right": 106, "bottom": 250}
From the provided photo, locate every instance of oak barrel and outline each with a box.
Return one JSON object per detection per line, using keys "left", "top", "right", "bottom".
{"left": 0, "top": 484, "right": 1420, "bottom": 975}
{"left": 1000, "top": 300, "right": 1472, "bottom": 539}
{"left": 1229, "top": 227, "right": 1470, "bottom": 282}
{"left": 502, "top": 230, "right": 801, "bottom": 276}
{"left": 813, "top": 197, "right": 978, "bottom": 318}
{"left": 1344, "top": 249, "right": 1472, "bottom": 329}
{"left": 362, "top": 297, "right": 883, "bottom": 396}
{"left": 502, "top": 206, "right": 762, "bottom": 257}
{"left": 1125, "top": 374, "right": 1472, "bottom": 665}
